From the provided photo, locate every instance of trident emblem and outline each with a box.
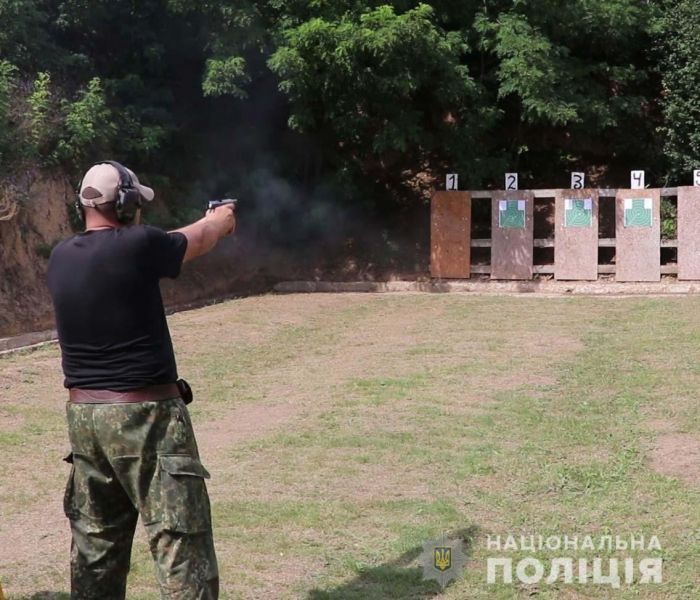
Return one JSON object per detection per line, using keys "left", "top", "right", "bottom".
{"left": 434, "top": 547, "right": 452, "bottom": 571}
{"left": 421, "top": 536, "right": 466, "bottom": 588}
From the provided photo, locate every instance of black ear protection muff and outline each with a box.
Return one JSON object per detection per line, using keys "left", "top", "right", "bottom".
{"left": 75, "top": 160, "right": 143, "bottom": 224}
{"left": 107, "top": 160, "right": 143, "bottom": 223}
{"left": 74, "top": 193, "right": 85, "bottom": 223}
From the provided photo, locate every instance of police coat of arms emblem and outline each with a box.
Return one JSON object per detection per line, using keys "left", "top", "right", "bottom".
{"left": 420, "top": 535, "right": 466, "bottom": 588}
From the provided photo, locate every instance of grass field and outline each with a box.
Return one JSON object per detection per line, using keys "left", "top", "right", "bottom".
{"left": 2, "top": 292, "right": 700, "bottom": 599}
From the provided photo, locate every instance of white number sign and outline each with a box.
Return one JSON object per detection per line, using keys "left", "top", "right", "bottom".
{"left": 446, "top": 174, "right": 458, "bottom": 191}
{"left": 571, "top": 172, "right": 585, "bottom": 189}
{"left": 505, "top": 173, "right": 518, "bottom": 190}
{"left": 694, "top": 170, "right": 700, "bottom": 187}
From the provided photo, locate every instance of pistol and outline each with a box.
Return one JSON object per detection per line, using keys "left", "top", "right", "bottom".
{"left": 206, "top": 199, "right": 238, "bottom": 211}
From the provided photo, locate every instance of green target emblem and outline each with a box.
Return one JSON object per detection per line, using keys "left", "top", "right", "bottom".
{"left": 499, "top": 200, "right": 526, "bottom": 228}
{"left": 624, "top": 198, "right": 652, "bottom": 227}
{"left": 564, "top": 198, "right": 592, "bottom": 228}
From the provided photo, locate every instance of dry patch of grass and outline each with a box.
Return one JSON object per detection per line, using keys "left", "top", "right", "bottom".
{"left": 3, "top": 294, "right": 700, "bottom": 598}
{"left": 649, "top": 432, "right": 700, "bottom": 486}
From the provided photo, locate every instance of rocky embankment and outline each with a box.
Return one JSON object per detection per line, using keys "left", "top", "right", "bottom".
{"left": 0, "top": 174, "right": 288, "bottom": 339}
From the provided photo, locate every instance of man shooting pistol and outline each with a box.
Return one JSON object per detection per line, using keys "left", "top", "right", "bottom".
{"left": 47, "top": 160, "right": 236, "bottom": 599}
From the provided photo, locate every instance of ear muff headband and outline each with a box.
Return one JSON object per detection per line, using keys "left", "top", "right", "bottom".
{"left": 75, "top": 160, "right": 143, "bottom": 224}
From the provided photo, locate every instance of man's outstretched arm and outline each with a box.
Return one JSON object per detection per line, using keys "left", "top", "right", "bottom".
{"left": 171, "top": 204, "right": 236, "bottom": 263}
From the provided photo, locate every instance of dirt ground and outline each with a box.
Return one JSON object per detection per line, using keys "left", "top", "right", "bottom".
{"left": 0, "top": 293, "right": 399, "bottom": 597}
{"left": 648, "top": 422, "right": 700, "bottom": 486}
{"left": 2, "top": 292, "right": 700, "bottom": 599}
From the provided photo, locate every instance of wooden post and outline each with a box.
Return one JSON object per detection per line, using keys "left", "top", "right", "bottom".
{"left": 430, "top": 191, "right": 471, "bottom": 279}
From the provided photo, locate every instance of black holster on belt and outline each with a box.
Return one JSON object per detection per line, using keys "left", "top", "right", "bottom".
{"left": 176, "top": 379, "right": 193, "bottom": 405}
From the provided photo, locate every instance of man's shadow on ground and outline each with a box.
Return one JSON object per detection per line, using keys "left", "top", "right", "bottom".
{"left": 306, "top": 525, "right": 478, "bottom": 600}
{"left": 14, "top": 526, "right": 477, "bottom": 600}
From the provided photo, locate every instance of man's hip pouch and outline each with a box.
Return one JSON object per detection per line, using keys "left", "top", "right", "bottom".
{"left": 68, "top": 380, "right": 193, "bottom": 404}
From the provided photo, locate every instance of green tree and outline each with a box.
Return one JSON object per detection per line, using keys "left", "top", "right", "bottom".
{"left": 658, "top": 0, "right": 700, "bottom": 183}
{"left": 474, "top": 0, "right": 662, "bottom": 184}
{"left": 198, "top": 0, "right": 664, "bottom": 192}
{"left": 0, "top": 0, "right": 56, "bottom": 71}
{"left": 0, "top": 0, "right": 682, "bottom": 212}
{"left": 54, "top": 78, "right": 116, "bottom": 166}
{"left": 28, "top": 71, "right": 52, "bottom": 154}
{"left": 0, "top": 60, "right": 18, "bottom": 163}
{"left": 268, "top": 4, "right": 493, "bottom": 190}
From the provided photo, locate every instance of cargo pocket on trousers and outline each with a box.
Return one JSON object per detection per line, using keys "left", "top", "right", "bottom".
{"left": 157, "top": 454, "right": 212, "bottom": 533}
{"left": 62, "top": 452, "right": 77, "bottom": 520}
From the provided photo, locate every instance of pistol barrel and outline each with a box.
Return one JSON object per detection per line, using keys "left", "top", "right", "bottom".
{"left": 207, "top": 199, "right": 238, "bottom": 211}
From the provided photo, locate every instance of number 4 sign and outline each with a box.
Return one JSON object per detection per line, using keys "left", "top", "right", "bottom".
{"left": 631, "top": 170, "right": 645, "bottom": 189}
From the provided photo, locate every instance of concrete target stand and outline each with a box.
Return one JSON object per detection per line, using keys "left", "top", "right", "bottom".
{"left": 677, "top": 186, "right": 700, "bottom": 280}
{"left": 491, "top": 191, "right": 534, "bottom": 280}
{"left": 554, "top": 189, "right": 599, "bottom": 281}
{"left": 615, "top": 189, "right": 661, "bottom": 282}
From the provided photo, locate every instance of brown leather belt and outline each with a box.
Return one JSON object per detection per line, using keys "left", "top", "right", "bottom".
{"left": 68, "top": 383, "right": 180, "bottom": 404}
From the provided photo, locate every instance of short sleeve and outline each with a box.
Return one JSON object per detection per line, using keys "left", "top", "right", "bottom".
{"left": 144, "top": 226, "right": 188, "bottom": 279}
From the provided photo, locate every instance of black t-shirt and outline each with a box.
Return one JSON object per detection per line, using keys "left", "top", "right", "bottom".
{"left": 47, "top": 225, "right": 188, "bottom": 391}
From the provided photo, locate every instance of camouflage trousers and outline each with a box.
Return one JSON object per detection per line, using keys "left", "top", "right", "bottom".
{"left": 64, "top": 397, "right": 218, "bottom": 599}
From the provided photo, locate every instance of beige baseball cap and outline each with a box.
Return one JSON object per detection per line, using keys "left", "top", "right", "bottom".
{"left": 79, "top": 162, "right": 155, "bottom": 207}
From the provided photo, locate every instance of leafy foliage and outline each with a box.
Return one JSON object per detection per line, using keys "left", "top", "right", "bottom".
{"left": 203, "top": 57, "right": 250, "bottom": 98}
{"left": 54, "top": 78, "right": 115, "bottom": 167}
{"left": 0, "top": 0, "right": 695, "bottom": 212}
{"left": 0, "top": 60, "right": 18, "bottom": 162}
{"left": 28, "top": 71, "right": 52, "bottom": 153}
{"left": 473, "top": 0, "right": 661, "bottom": 181}
{"left": 659, "top": 0, "right": 700, "bottom": 183}
{"left": 268, "top": 4, "right": 492, "bottom": 186}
